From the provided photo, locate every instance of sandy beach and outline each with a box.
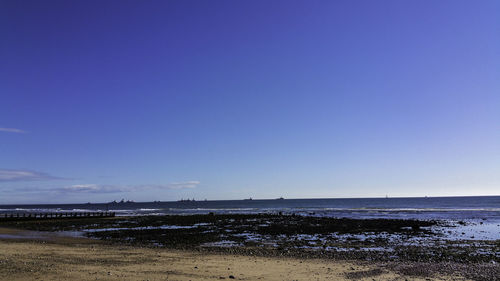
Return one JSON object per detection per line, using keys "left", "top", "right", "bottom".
{"left": 1, "top": 212, "right": 499, "bottom": 281}
{"left": 0, "top": 227, "right": 462, "bottom": 281}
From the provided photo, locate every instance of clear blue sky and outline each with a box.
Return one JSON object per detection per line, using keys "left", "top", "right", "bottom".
{"left": 1, "top": 0, "right": 499, "bottom": 204}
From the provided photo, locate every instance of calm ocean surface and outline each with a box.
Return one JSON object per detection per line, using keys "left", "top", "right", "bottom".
{"left": 2, "top": 196, "right": 500, "bottom": 222}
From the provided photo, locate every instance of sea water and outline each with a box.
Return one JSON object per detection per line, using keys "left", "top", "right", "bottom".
{"left": 1, "top": 196, "right": 499, "bottom": 222}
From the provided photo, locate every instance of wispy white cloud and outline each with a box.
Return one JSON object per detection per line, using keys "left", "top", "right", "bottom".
{"left": 58, "top": 181, "right": 200, "bottom": 194}
{"left": 134, "top": 181, "right": 201, "bottom": 190}
{"left": 0, "top": 169, "right": 65, "bottom": 182}
{"left": 0, "top": 127, "right": 26, "bottom": 134}
{"left": 62, "top": 184, "right": 105, "bottom": 192}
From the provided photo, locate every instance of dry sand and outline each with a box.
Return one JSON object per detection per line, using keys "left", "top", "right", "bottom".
{"left": 0, "top": 228, "right": 464, "bottom": 281}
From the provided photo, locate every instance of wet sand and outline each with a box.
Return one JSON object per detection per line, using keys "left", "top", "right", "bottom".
{"left": 0, "top": 227, "right": 460, "bottom": 281}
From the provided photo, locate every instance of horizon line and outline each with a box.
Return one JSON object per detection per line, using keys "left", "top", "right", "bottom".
{"left": 1, "top": 194, "right": 499, "bottom": 206}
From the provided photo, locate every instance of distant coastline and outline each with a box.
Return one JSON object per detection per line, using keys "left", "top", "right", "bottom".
{"left": 2, "top": 194, "right": 500, "bottom": 206}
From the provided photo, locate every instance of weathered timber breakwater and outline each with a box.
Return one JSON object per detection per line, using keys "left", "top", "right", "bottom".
{"left": 0, "top": 212, "right": 115, "bottom": 221}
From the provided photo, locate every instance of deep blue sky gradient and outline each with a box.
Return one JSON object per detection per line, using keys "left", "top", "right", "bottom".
{"left": 1, "top": 0, "right": 499, "bottom": 203}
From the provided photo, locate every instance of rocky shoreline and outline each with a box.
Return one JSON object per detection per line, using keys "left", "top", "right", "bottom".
{"left": 1, "top": 213, "right": 499, "bottom": 280}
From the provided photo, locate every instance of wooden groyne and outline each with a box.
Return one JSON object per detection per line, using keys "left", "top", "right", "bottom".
{"left": 0, "top": 212, "right": 115, "bottom": 221}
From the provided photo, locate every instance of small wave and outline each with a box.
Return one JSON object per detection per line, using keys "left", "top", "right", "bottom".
{"left": 13, "top": 208, "right": 62, "bottom": 212}
{"left": 166, "top": 208, "right": 259, "bottom": 211}
{"left": 312, "top": 207, "right": 500, "bottom": 212}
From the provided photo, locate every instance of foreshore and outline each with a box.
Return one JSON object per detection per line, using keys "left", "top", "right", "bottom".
{"left": 0, "top": 231, "right": 453, "bottom": 281}
{"left": 0, "top": 214, "right": 499, "bottom": 280}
